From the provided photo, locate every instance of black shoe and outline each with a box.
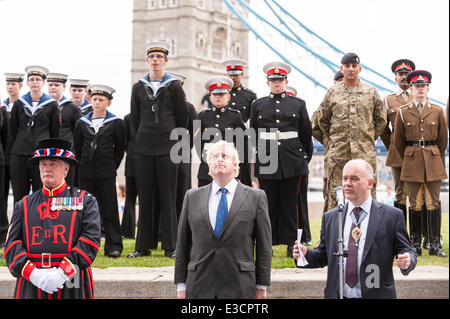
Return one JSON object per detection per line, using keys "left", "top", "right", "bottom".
{"left": 127, "top": 250, "right": 151, "bottom": 258}
{"left": 286, "top": 246, "right": 293, "bottom": 258}
{"left": 429, "top": 248, "right": 447, "bottom": 258}
{"left": 164, "top": 249, "right": 176, "bottom": 258}
{"left": 106, "top": 250, "right": 121, "bottom": 258}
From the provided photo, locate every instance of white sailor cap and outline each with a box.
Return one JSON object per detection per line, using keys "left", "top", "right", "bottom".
{"left": 263, "top": 61, "right": 291, "bottom": 79}
{"left": 90, "top": 84, "right": 115, "bottom": 99}
{"left": 285, "top": 86, "right": 297, "bottom": 97}
{"left": 25, "top": 65, "right": 49, "bottom": 79}
{"left": 205, "top": 76, "right": 233, "bottom": 94}
{"left": 145, "top": 41, "right": 170, "bottom": 56}
{"left": 168, "top": 71, "right": 186, "bottom": 83}
{"left": 47, "top": 73, "right": 68, "bottom": 83}
{"left": 69, "top": 78, "right": 90, "bottom": 88}
{"left": 4, "top": 73, "right": 25, "bottom": 82}
{"left": 223, "top": 59, "right": 247, "bottom": 75}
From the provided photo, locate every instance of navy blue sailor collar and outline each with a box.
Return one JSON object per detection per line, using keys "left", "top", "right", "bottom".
{"left": 139, "top": 72, "right": 178, "bottom": 94}
{"left": 80, "top": 99, "right": 92, "bottom": 112}
{"left": 18, "top": 92, "right": 56, "bottom": 115}
{"left": 19, "top": 92, "right": 55, "bottom": 109}
{"left": 80, "top": 110, "right": 120, "bottom": 127}
{"left": 1, "top": 98, "right": 8, "bottom": 108}
{"left": 58, "top": 95, "right": 72, "bottom": 106}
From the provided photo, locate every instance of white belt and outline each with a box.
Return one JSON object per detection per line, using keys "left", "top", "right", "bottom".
{"left": 259, "top": 131, "right": 298, "bottom": 140}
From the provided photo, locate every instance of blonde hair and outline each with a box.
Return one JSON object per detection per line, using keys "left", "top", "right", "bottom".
{"left": 206, "top": 140, "right": 240, "bottom": 178}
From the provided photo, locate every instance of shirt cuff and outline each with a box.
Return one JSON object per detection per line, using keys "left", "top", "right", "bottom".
{"left": 177, "top": 283, "right": 186, "bottom": 292}
{"left": 255, "top": 285, "right": 267, "bottom": 290}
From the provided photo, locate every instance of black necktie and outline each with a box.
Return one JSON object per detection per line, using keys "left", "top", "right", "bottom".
{"left": 345, "top": 207, "right": 360, "bottom": 288}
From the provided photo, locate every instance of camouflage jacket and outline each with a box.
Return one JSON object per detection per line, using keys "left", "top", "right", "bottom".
{"left": 317, "top": 80, "right": 387, "bottom": 164}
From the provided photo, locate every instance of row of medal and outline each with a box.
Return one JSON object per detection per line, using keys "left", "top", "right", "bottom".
{"left": 50, "top": 197, "right": 84, "bottom": 211}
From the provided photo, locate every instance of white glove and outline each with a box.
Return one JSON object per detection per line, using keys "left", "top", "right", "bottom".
{"left": 29, "top": 268, "right": 53, "bottom": 290}
{"left": 40, "top": 267, "right": 69, "bottom": 294}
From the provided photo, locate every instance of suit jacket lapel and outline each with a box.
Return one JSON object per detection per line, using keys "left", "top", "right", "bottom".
{"left": 361, "top": 200, "right": 384, "bottom": 264}
{"left": 220, "top": 183, "right": 248, "bottom": 239}
{"left": 420, "top": 102, "right": 433, "bottom": 120}
{"left": 200, "top": 184, "right": 215, "bottom": 236}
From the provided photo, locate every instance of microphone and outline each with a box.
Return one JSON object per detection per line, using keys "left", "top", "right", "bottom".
{"left": 335, "top": 186, "right": 345, "bottom": 210}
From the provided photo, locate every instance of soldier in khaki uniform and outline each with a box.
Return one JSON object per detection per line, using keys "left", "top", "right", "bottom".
{"left": 317, "top": 53, "right": 387, "bottom": 211}
{"left": 380, "top": 59, "right": 415, "bottom": 221}
{"left": 395, "top": 70, "right": 447, "bottom": 257}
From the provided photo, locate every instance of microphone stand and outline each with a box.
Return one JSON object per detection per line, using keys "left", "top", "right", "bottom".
{"left": 334, "top": 187, "right": 347, "bottom": 299}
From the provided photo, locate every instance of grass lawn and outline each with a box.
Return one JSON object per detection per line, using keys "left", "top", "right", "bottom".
{"left": 1, "top": 213, "right": 448, "bottom": 269}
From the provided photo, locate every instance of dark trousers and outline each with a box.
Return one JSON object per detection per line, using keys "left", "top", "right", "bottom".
{"left": 0, "top": 164, "right": 8, "bottom": 243}
{"left": 134, "top": 154, "right": 178, "bottom": 251}
{"left": 3, "top": 162, "right": 11, "bottom": 207}
{"left": 9, "top": 154, "right": 42, "bottom": 204}
{"left": 121, "top": 176, "right": 137, "bottom": 238}
{"left": 176, "top": 163, "right": 191, "bottom": 220}
{"left": 297, "top": 174, "right": 311, "bottom": 243}
{"left": 79, "top": 177, "right": 123, "bottom": 254}
{"left": 259, "top": 176, "right": 301, "bottom": 246}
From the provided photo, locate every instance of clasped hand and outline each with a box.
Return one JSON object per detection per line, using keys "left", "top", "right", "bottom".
{"left": 29, "top": 267, "right": 68, "bottom": 294}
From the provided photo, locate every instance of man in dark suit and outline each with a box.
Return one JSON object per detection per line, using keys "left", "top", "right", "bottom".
{"left": 294, "top": 159, "right": 416, "bottom": 299}
{"left": 175, "top": 140, "right": 272, "bottom": 299}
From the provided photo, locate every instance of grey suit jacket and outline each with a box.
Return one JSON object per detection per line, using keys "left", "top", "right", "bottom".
{"left": 174, "top": 182, "right": 272, "bottom": 299}
{"left": 299, "top": 199, "right": 417, "bottom": 299}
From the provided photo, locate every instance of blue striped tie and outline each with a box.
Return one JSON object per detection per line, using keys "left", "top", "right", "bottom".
{"left": 214, "top": 188, "right": 228, "bottom": 238}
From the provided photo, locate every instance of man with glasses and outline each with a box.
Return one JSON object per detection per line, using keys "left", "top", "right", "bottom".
{"left": 129, "top": 41, "right": 188, "bottom": 258}
{"left": 317, "top": 53, "right": 386, "bottom": 213}
{"left": 250, "top": 61, "right": 312, "bottom": 257}
{"left": 8, "top": 66, "right": 60, "bottom": 204}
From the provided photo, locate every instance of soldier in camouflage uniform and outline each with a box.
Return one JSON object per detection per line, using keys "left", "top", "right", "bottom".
{"left": 311, "top": 70, "right": 344, "bottom": 213}
{"left": 317, "top": 53, "right": 387, "bottom": 211}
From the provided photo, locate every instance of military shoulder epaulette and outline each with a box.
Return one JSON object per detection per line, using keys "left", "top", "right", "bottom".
{"left": 242, "top": 87, "right": 256, "bottom": 94}
{"left": 198, "top": 108, "right": 212, "bottom": 114}
{"left": 287, "top": 95, "right": 303, "bottom": 101}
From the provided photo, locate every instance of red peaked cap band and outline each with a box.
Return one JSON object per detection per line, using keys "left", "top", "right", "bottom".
{"left": 395, "top": 63, "right": 413, "bottom": 72}
{"left": 226, "top": 65, "right": 244, "bottom": 70}
{"left": 208, "top": 82, "right": 231, "bottom": 91}
{"left": 409, "top": 75, "right": 430, "bottom": 83}
{"left": 266, "top": 68, "right": 288, "bottom": 76}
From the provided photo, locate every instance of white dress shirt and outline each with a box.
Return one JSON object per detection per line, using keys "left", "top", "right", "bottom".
{"left": 91, "top": 117, "right": 105, "bottom": 134}
{"left": 343, "top": 196, "right": 372, "bottom": 298}
{"left": 208, "top": 178, "right": 238, "bottom": 229}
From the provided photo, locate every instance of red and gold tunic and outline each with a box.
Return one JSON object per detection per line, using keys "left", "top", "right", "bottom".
{"left": 3, "top": 181, "right": 101, "bottom": 299}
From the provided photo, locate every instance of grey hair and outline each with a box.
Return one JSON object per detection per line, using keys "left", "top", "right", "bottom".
{"left": 206, "top": 140, "right": 240, "bottom": 178}
{"left": 343, "top": 159, "right": 374, "bottom": 180}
